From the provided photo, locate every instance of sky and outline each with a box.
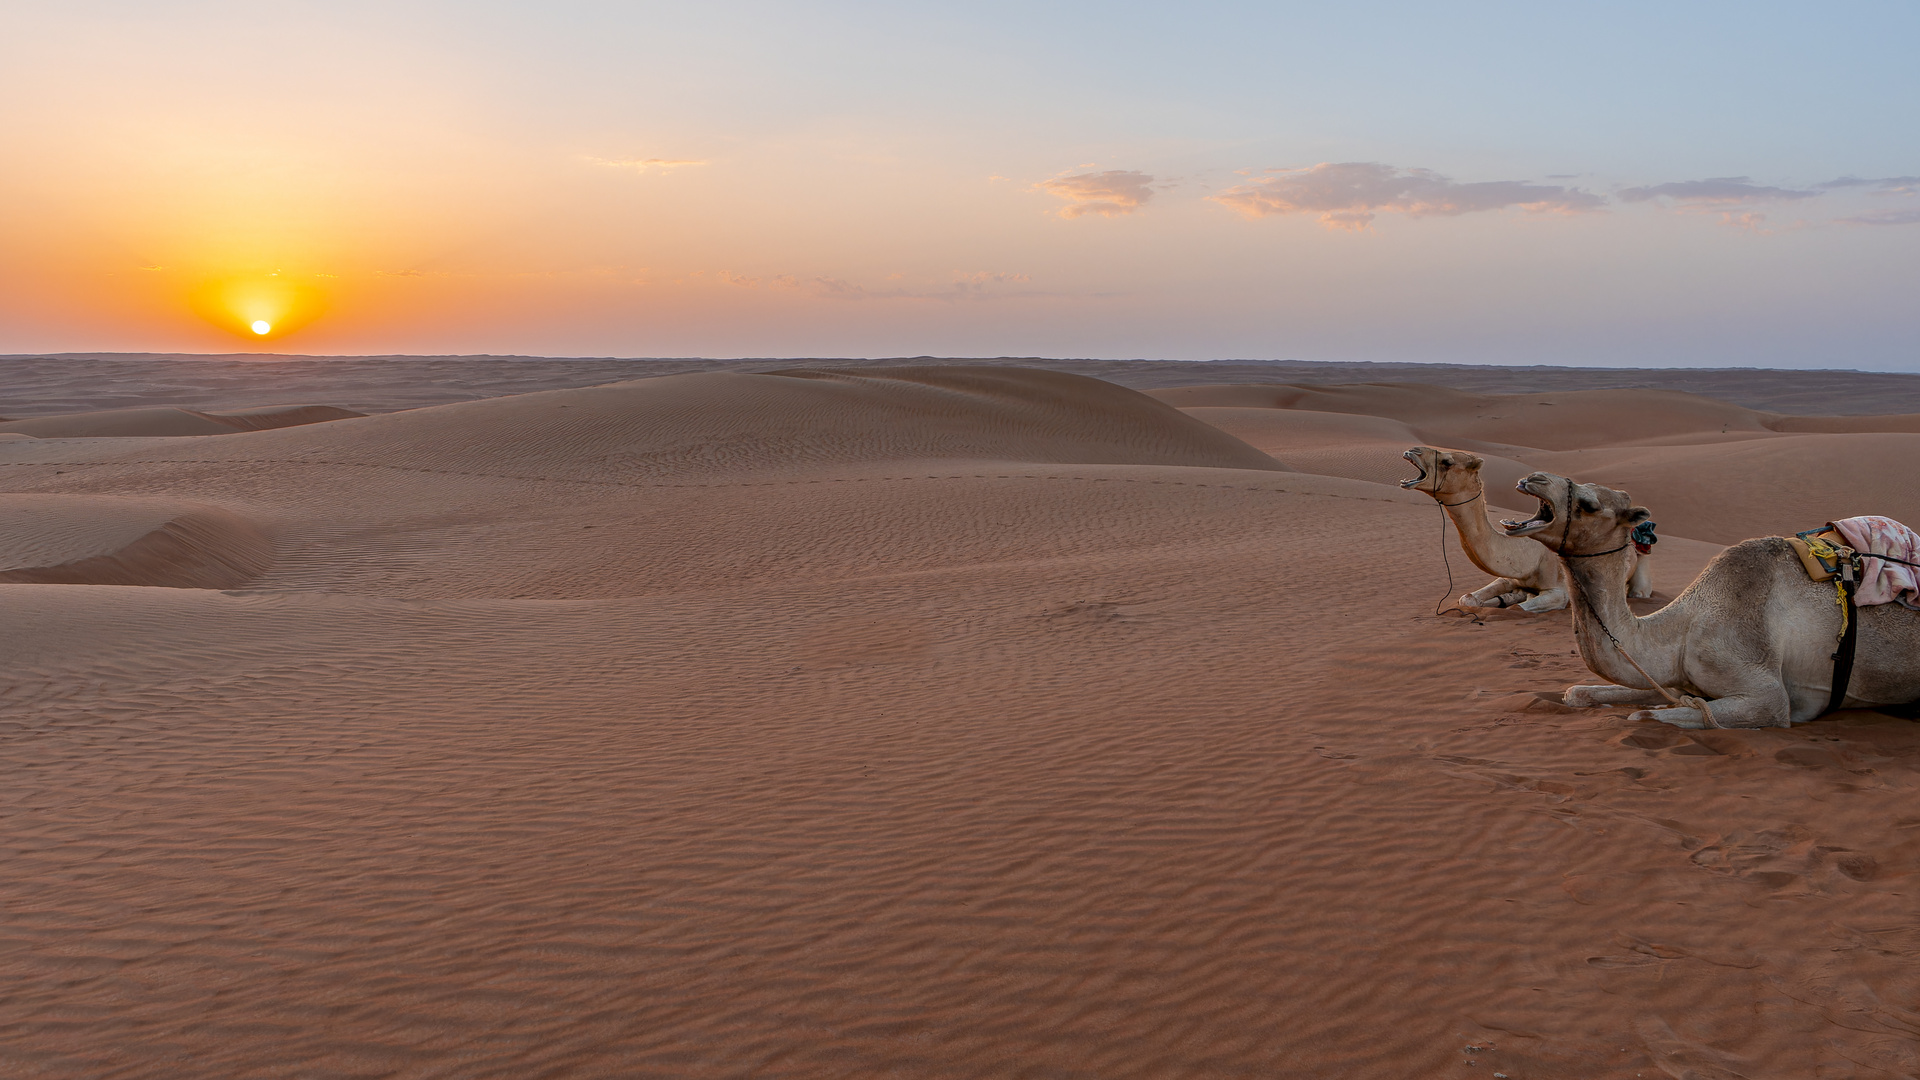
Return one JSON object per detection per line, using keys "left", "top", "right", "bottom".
{"left": 1, "top": 0, "right": 1916, "bottom": 368}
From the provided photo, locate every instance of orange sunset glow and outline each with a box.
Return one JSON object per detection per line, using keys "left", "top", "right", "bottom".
{"left": 186, "top": 275, "right": 327, "bottom": 342}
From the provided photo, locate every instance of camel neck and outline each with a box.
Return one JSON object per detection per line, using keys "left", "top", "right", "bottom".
{"left": 1437, "top": 488, "right": 1533, "bottom": 580}
{"left": 1560, "top": 546, "right": 1671, "bottom": 688}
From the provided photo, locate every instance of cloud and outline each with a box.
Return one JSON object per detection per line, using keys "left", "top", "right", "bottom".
{"left": 1616, "top": 177, "right": 1819, "bottom": 204}
{"left": 1210, "top": 162, "right": 1604, "bottom": 230}
{"left": 1039, "top": 170, "right": 1156, "bottom": 218}
{"left": 718, "top": 271, "right": 758, "bottom": 287}
{"left": 759, "top": 272, "right": 1037, "bottom": 302}
{"left": 954, "top": 270, "right": 1030, "bottom": 287}
{"left": 587, "top": 156, "right": 708, "bottom": 174}
{"left": 1819, "top": 175, "right": 1920, "bottom": 194}
{"left": 1836, "top": 208, "right": 1920, "bottom": 226}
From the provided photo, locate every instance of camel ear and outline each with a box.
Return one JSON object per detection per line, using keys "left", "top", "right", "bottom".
{"left": 1459, "top": 453, "right": 1484, "bottom": 471}
{"left": 1627, "top": 506, "right": 1652, "bottom": 524}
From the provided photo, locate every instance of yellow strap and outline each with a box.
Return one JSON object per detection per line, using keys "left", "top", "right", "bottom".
{"left": 1807, "top": 537, "right": 1854, "bottom": 637}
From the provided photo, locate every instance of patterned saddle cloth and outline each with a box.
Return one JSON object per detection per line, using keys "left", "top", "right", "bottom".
{"left": 1788, "top": 515, "right": 1920, "bottom": 609}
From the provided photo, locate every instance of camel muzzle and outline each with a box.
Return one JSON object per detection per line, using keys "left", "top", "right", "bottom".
{"left": 1399, "top": 448, "right": 1430, "bottom": 489}
{"left": 1501, "top": 489, "right": 1556, "bottom": 536}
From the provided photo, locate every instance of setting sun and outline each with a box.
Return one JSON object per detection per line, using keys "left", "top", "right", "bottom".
{"left": 185, "top": 274, "right": 327, "bottom": 342}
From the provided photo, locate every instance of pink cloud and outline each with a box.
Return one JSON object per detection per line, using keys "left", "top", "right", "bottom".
{"left": 1039, "top": 170, "right": 1156, "bottom": 218}
{"left": 1211, "top": 162, "right": 1604, "bottom": 230}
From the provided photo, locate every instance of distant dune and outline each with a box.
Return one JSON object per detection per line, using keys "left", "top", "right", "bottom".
{"left": 4, "top": 360, "right": 1917, "bottom": 1079}
{"left": 0, "top": 404, "right": 363, "bottom": 438}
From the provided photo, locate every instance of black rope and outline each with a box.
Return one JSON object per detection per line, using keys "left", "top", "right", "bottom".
{"left": 1430, "top": 501, "right": 1471, "bottom": 618}
{"left": 1564, "top": 542, "right": 1630, "bottom": 559}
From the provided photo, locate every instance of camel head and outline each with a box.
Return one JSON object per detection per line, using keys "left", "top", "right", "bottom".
{"left": 1399, "top": 446, "right": 1485, "bottom": 501}
{"left": 1501, "top": 472, "right": 1651, "bottom": 555}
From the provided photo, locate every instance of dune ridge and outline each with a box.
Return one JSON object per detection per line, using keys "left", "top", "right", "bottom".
{"left": 1159, "top": 382, "right": 1920, "bottom": 540}
{"left": 0, "top": 494, "right": 273, "bottom": 588}
{"left": 0, "top": 404, "right": 364, "bottom": 439}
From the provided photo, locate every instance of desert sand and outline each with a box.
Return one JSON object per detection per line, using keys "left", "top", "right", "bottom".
{"left": 4, "top": 359, "right": 1919, "bottom": 1078}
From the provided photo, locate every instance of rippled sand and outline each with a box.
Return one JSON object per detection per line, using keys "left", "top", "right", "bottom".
{"left": 4, "top": 362, "right": 1918, "bottom": 1078}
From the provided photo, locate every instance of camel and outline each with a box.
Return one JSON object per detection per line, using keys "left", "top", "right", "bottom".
{"left": 1502, "top": 471, "right": 1920, "bottom": 728}
{"left": 1401, "top": 446, "right": 1651, "bottom": 612}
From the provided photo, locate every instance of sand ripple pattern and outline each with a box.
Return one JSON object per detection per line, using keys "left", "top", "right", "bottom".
{"left": 4, "top": 366, "right": 1919, "bottom": 1078}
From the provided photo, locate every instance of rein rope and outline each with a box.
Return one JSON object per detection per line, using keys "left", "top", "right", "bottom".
{"left": 1421, "top": 458, "right": 1477, "bottom": 617}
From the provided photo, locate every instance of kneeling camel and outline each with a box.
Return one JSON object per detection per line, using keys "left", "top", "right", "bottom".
{"left": 1503, "top": 471, "right": 1920, "bottom": 728}
{"left": 1401, "top": 446, "right": 1650, "bottom": 612}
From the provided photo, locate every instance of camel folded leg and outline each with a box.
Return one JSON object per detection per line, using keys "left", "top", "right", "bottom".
{"left": 1516, "top": 587, "right": 1568, "bottom": 613}
{"left": 1563, "top": 684, "right": 1671, "bottom": 708}
{"left": 1462, "top": 578, "right": 1525, "bottom": 609}
{"left": 1627, "top": 557, "right": 1654, "bottom": 599}
{"left": 1629, "top": 686, "right": 1793, "bottom": 730}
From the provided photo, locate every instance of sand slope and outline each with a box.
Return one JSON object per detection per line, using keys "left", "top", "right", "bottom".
{"left": 0, "top": 404, "right": 363, "bottom": 439}
{"left": 0, "top": 494, "right": 272, "bottom": 588}
{"left": 3, "top": 365, "right": 1918, "bottom": 1079}
{"left": 1165, "top": 383, "right": 1920, "bottom": 541}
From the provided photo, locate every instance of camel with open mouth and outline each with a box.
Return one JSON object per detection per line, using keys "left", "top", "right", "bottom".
{"left": 1401, "top": 446, "right": 1651, "bottom": 612}
{"left": 1502, "top": 471, "right": 1920, "bottom": 728}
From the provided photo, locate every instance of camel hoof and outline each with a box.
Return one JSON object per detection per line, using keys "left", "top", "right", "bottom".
{"left": 1564, "top": 687, "right": 1602, "bottom": 708}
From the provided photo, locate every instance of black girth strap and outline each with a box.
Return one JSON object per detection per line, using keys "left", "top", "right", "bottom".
{"left": 1828, "top": 572, "right": 1860, "bottom": 715}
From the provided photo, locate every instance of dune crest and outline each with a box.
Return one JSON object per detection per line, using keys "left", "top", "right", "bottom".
{"left": 0, "top": 404, "right": 364, "bottom": 439}
{"left": 208, "top": 366, "right": 1287, "bottom": 480}
{"left": 0, "top": 494, "right": 273, "bottom": 588}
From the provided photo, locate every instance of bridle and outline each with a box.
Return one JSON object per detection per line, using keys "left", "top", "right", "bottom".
{"left": 1546, "top": 478, "right": 1719, "bottom": 728}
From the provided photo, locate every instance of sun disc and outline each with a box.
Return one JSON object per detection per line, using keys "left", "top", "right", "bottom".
{"left": 250, "top": 320, "right": 271, "bottom": 335}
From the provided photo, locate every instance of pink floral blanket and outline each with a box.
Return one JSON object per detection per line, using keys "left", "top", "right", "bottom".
{"left": 1831, "top": 515, "right": 1920, "bottom": 608}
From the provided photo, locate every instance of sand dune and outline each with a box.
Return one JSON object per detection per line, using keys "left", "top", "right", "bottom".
{"left": 4, "top": 362, "right": 1919, "bottom": 1079}
{"left": 208, "top": 366, "right": 1285, "bottom": 479}
{"left": 0, "top": 403, "right": 363, "bottom": 439}
{"left": 1531, "top": 433, "right": 1920, "bottom": 544}
{"left": 1149, "top": 382, "right": 1781, "bottom": 451}
{"left": 0, "top": 494, "right": 273, "bottom": 588}
{"left": 1166, "top": 383, "right": 1920, "bottom": 540}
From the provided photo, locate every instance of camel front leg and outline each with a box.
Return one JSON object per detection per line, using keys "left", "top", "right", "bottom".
{"left": 1462, "top": 578, "right": 1528, "bottom": 609}
{"left": 1630, "top": 687, "right": 1793, "bottom": 730}
{"left": 1564, "top": 684, "right": 1671, "bottom": 708}
{"left": 1517, "top": 587, "right": 1568, "bottom": 613}
{"left": 1627, "top": 556, "right": 1654, "bottom": 599}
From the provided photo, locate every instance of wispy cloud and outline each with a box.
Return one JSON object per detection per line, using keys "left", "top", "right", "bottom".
{"left": 953, "top": 270, "right": 1030, "bottom": 288}
{"left": 760, "top": 271, "right": 1036, "bottom": 301}
{"left": 1617, "top": 177, "right": 1819, "bottom": 204}
{"left": 1039, "top": 170, "right": 1156, "bottom": 218}
{"left": 586, "top": 156, "right": 708, "bottom": 174}
{"left": 1616, "top": 176, "right": 1822, "bottom": 231}
{"left": 1836, "top": 208, "right": 1920, "bottom": 226}
{"left": 1210, "top": 162, "right": 1603, "bottom": 230}
{"left": 1819, "top": 175, "right": 1920, "bottom": 195}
